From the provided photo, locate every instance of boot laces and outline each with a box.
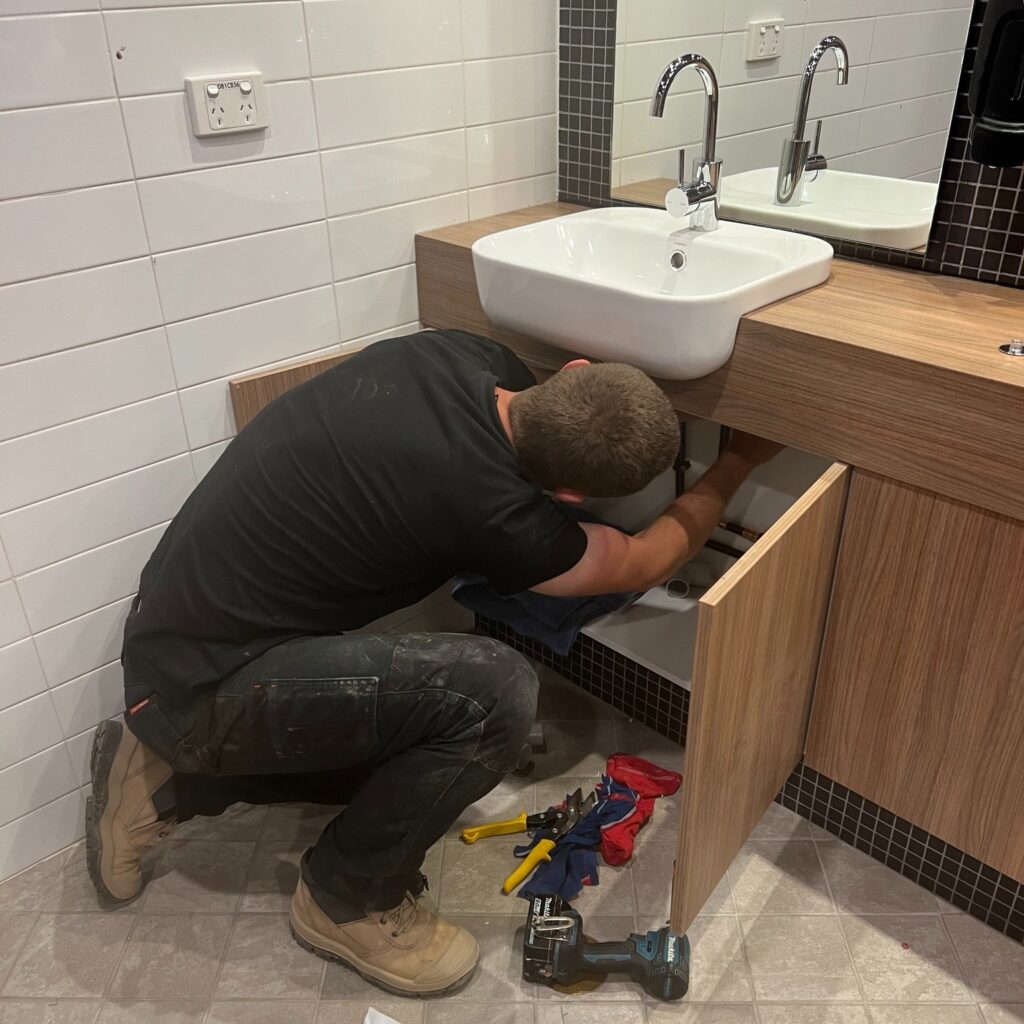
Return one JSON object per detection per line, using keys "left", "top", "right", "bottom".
{"left": 380, "top": 893, "right": 419, "bottom": 938}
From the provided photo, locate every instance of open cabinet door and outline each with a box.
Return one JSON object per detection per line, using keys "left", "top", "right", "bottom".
{"left": 671, "top": 463, "right": 850, "bottom": 933}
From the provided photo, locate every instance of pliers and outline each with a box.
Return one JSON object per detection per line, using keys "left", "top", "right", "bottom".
{"left": 460, "top": 787, "right": 597, "bottom": 894}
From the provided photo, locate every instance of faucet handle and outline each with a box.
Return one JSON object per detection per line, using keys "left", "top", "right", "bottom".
{"left": 812, "top": 118, "right": 822, "bottom": 154}
{"left": 677, "top": 147, "right": 687, "bottom": 189}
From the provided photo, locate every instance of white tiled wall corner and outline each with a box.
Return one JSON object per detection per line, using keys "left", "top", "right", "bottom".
{"left": 0, "top": 0, "right": 558, "bottom": 881}
{"left": 613, "top": 0, "right": 971, "bottom": 188}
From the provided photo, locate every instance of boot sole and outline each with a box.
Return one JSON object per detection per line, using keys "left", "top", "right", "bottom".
{"left": 288, "top": 917, "right": 476, "bottom": 998}
{"left": 85, "top": 719, "right": 139, "bottom": 909}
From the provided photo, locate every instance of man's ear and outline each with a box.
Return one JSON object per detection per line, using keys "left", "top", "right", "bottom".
{"left": 560, "top": 358, "right": 591, "bottom": 372}
{"left": 552, "top": 488, "right": 586, "bottom": 505}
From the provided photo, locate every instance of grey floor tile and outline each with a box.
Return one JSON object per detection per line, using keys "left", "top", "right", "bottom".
{"left": 142, "top": 841, "right": 256, "bottom": 914}
{"left": 0, "top": 853, "right": 68, "bottom": 912}
{"left": 317, "top": 1002, "right": 424, "bottom": 1024}
{"left": 816, "top": 841, "right": 939, "bottom": 915}
{"left": 94, "top": 1001, "right": 206, "bottom": 1023}
{"left": 727, "top": 840, "right": 834, "bottom": 916}
{"left": 529, "top": 721, "right": 618, "bottom": 779}
{"left": 980, "top": 1008, "right": 1024, "bottom": 1023}
{"left": 0, "top": 1000, "right": 102, "bottom": 1023}
{"left": 260, "top": 805, "right": 344, "bottom": 844}
{"left": 437, "top": 915, "right": 528, "bottom": 1005}
{"left": 944, "top": 914, "right": 1024, "bottom": 1003}
{"left": 449, "top": 777, "right": 536, "bottom": 839}
{"left": 532, "top": 916, "right": 646, "bottom": 1003}
{"left": 536, "top": 1004, "right": 646, "bottom": 1023}
{"left": 0, "top": 915, "right": 37, "bottom": 989}
{"left": 867, "top": 1007, "right": 984, "bottom": 1023}
{"left": 173, "top": 803, "right": 268, "bottom": 842}
{"left": 613, "top": 721, "right": 685, "bottom": 769}
{"left": 537, "top": 669, "right": 616, "bottom": 721}
{"left": 240, "top": 843, "right": 305, "bottom": 913}
{"left": 839, "top": 914, "right": 971, "bottom": 1003}
{"left": 439, "top": 838, "right": 525, "bottom": 915}
{"left": 40, "top": 846, "right": 142, "bottom": 914}
{"left": 741, "top": 915, "right": 860, "bottom": 1002}
{"left": 208, "top": 1000, "right": 319, "bottom": 1023}
{"left": 427, "top": 1003, "right": 533, "bottom": 1024}
{"left": 108, "top": 914, "right": 232, "bottom": 1001}
{"left": 214, "top": 914, "right": 323, "bottom": 1000}
{"left": 758, "top": 1007, "right": 870, "bottom": 1024}
{"left": 633, "top": 843, "right": 733, "bottom": 924}
{"left": 3, "top": 913, "right": 134, "bottom": 998}
{"left": 572, "top": 860, "right": 636, "bottom": 918}
{"left": 684, "top": 917, "right": 752, "bottom": 1004}
{"left": 647, "top": 1005, "right": 757, "bottom": 1024}
{"left": 749, "top": 803, "right": 813, "bottom": 841}
{"left": 633, "top": 790, "right": 680, "bottom": 848}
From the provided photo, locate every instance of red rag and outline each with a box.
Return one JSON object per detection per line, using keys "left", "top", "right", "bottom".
{"left": 600, "top": 754, "right": 683, "bottom": 866}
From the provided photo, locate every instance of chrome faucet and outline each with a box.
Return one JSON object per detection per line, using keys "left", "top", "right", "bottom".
{"left": 775, "top": 35, "right": 850, "bottom": 206}
{"left": 650, "top": 54, "right": 722, "bottom": 229}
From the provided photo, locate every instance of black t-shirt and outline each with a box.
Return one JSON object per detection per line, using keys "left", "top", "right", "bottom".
{"left": 122, "top": 329, "right": 588, "bottom": 706}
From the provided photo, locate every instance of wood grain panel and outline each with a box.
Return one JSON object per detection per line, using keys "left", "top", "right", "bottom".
{"left": 229, "top": 352, "right": 349, "bottom": 430}
{"left": 805, "top": 472, "right": 1024, "bottom": 879}
{"left": 611, "top": 178, "right": 674, "bottom": 207}
{"left": 671, "top": 463, "right": 850, "bottom": 932}
{"left": 416, "top": 206, "right": 1024, "bottom": 520}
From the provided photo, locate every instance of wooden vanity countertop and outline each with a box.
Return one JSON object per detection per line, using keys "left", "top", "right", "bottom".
{"left": 415, "top": 202, "right": 1024, "bottom": 521}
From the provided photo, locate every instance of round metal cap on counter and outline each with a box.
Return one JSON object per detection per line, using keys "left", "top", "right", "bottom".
{"left": 999, "top": 338, "right": 1024, "bottom": 356}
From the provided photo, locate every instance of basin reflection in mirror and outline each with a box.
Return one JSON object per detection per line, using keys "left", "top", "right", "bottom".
{"left": 472, "top": 207, "right": 833, "bottom": 381}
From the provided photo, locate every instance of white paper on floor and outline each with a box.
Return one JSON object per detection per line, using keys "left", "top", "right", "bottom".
{"left": 364, "top": 1010, "right": 402, "bottom": 1024}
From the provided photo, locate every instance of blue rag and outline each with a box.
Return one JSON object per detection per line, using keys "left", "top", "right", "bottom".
{"left": 514, "top": 777, "right": 640, "bottom": 901}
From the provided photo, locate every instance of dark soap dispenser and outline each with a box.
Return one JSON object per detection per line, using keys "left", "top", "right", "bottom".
{"left": 969, "top": 0, "right": 1024, "bottom": 166}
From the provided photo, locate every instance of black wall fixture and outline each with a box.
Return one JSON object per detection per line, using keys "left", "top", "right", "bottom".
{"left": 969, "top": 0, "right": 1024, "bottom": 166}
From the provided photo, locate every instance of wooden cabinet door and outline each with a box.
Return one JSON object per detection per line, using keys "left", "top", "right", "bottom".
{"left": 671, "top": 463, "right": 850, "bottom": 932}
{"left": 805, "top": 471, "right": 1024, "bottom": 879}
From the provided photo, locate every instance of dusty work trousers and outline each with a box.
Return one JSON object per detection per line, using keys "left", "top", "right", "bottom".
{"left": 123, "top": 632, "right": 539, "bottom": 910}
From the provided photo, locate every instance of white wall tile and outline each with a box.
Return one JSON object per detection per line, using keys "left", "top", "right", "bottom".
{"left": 335, "top": 265, "right": 418, "bottom": 343}
{"left": 620, "top": 35, "right": 724, "bottom": 102}
{"left": 468, "top": 174, "right": 557, "bottom": 220}
{"left": 154, "top": 222, "right": 333, "bottom": 323}
{"left": 623, "top": 0, "right": 725, "bottom": 43}
{"left": 121, "top": 80, "right": 318, "bottom": 179}
{"left": 0, "top": 639, "right": 48, "bottom": 714}
{"left": 0, "top": 329, "right": 175, "bottom": 443}
{"left": 461, "top": 0, "right": 557, "bottom": 60}
{"left": 0, "top": 183, "right": 149, "bottom": 286}
{"left": 0, "top": 743, "right": 77, "bottom": 828}
{"left": 178, "top": 343, "right": 340, "bottom": 449}
{"left": 191, "top": 440, "right": 231, "bottom": 482}
{"left": 0, "top": 13, "right": 113, "bottom": 110}
{"left": 620, "top": 92, "right": 703, "bottom": 158}
{"left": 0, "top": 693, "right": 64, "bottom": 771}
{"left": 0, "top": 101, "right": 132, "bottom": 201}
{"left": 321, "top": 129, "right": 467, "bottom": 216}
{"left": 870, "top": 9, "right": 971, "bottom": 63}
{"left": 306, "top": 0, "right": 461, "bottom": 75}
{"left": 463, "top": 53, "right": 556, "bottom": 126}
{"left": 0, "top": 582, "right": 30, "bottom": 648}
{"left": 858, "top": 92, "right": 957, "bottom": 152}
{"left": 49, "top": 662, "right": 123, "bottom": 741}
{"left": 466, "top": 114, "right": 556, "bottom": 188}
{"left": 861, "top": 51, "right": 965, "bottom": 108}
{"left": 105, "top": 3, "right": 309, "bottom": 96}
{"left": 34, "top": 595, "right": 133, "bottom": 688}
{"left": 808, "top": 0, "right": 881, "bottom": 19}
{"left": 723, "top": 0, "right": 808, "bottom": 32}
{"left": 64, "top": 726, "right": 95, "bottom": 789}
{"left": 166, "top": 285, "right": 339, "bottom": 387}
{"left": 0, "top": 394, "right": 188, "bottom": 514}
{"left": 802, "top": 19, "right": 878, "bottom": 74}
{"left": 17, "top": 523, "right": 166, "bottom": 633}
{"left": 0, "top": 455, "right": 194, "bottom": 577}
{"left": 0, "top": 260, "right": 162, "bottom": 366}
{"left": 717, "top": 26, "right": 805, "bottom": 88}
{"left": 313, "top": 64, "right": 465, "bottom": 149}
{"left": 0, "top": 789, "right": 83, "bottom": 882}
{"left": 855, "top": 131, "right": 948, "bottom": 178}
{"left": 0, "top": 541, "right": 8, "bottom": 580}
{"left": 137, "top": 153, "right": 325, "bottom": 253}
{"left": 0, "top": 1, "right": 96, "bottom": 11}
{"left": 328, "top": 192, "right": 468, "bottom": 282}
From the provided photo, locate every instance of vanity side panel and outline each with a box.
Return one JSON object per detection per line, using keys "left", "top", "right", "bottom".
{"left": 805, "top": 471, "right": 1024, "bottom": 880}
{"left": 671, "top": 463, "right": 850, "bottom": 933}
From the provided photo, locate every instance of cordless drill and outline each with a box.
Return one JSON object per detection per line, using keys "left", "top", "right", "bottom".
{"left": 522, "top": 894, "right": 690, "bottom": 1001}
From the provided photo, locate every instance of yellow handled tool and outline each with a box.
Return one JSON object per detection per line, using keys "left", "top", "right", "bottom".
{"left": 460, "top": 812, "right": 529, "bottom": 845}
{"left": 502, "top": 838, "right": 556, "bottom": 894}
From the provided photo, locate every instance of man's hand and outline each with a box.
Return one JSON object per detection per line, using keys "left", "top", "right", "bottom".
{"left": 725, "top": 429, "right": 786, "bottom": 469}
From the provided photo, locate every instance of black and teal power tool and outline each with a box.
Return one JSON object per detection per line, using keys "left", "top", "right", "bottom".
{"left": 522, "top": 894, "right": 690, "bottom": 1001}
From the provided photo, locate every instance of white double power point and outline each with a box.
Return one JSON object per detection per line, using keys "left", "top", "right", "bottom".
{"left": 185, "top": 73, "right": 268, "bottom": 138}
{"left": 746, "top": 20, "right": 785, "bottom": 62}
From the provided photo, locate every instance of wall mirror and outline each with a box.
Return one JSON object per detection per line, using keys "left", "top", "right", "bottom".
{"left": 611, "top": 1, "right": 973, "bottom": 251}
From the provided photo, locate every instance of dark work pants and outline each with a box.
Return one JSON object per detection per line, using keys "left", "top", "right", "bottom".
{"left": 124, "top": 632, "right": 539, "bottom": 910}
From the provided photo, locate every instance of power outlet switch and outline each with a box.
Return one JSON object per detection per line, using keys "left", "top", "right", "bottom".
{"left": 746, "top": 20, "right": 784, "bottom": 62}
{"left": 185, "top": 73, "right": 267, "bottom": 137}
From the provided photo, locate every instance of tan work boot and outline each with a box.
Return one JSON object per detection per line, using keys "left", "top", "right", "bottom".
{"left": 290, "top": 875, "right": 479, "bottom": 996}
{"left": 86, "top": 717, "right": 175, "bottom": 905}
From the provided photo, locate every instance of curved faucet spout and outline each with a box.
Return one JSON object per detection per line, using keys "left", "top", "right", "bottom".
{"left": 650, "top": 53, "right": 719, "bottom": 165}
{"left": 792, "top": 35, "right": 850, "bottom": 141}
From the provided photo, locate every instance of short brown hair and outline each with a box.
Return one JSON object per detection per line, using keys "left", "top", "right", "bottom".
{"left": 508, "top": 363, "right": 679, "bottom": 497}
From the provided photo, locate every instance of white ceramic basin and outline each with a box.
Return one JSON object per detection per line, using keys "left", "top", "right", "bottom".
{"left": 472, "top": 207, "right": 833, "bottom": 380}
{"left": 719, "top": 168, "right": 938, "bottom": 251}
